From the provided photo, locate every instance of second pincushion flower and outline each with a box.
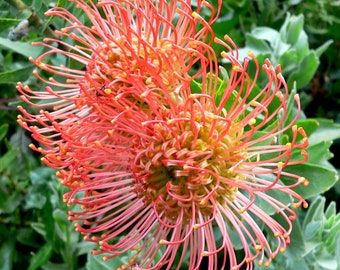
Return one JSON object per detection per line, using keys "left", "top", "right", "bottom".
{"left": 17, "top": 0, "right": 309, "bottom": 269}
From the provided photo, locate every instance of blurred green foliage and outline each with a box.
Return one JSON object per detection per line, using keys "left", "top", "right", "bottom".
{"left": 0, "top": 0, "right": 340, "bottom": 269}
{"left": 235, "top": 14, "right": 333, "bottom": 90}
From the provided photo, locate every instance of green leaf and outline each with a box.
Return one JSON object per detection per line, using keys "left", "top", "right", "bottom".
{"left": 282, "top": 163, "right": 338, "bottom": 199}
{"left": 190, "top": 79, "right": 202, "bottom": 94}
{"left": 41, "top": 262, "right": 69, "bottom": 270}
{"left": 53, "top": 209, "right": 68, "bottom": 225}
{"left": 0, "top": 37, "right": 43, "bottom": 58}
{"left": 282, "top": 87, "right": 298, "bottom": 129}
{"left": 289, "top": 131, "right": 333, "bottom": 167}
{"left": 304, "top": 141, "right": 333, "bottom": 165}
{"left": 25, "top": 167, "right": 54, "bottom": 210}
{"left": 274, "top": 40, "right": 291, "bottom": 58}
{"left": 30, "top": 167, "right": 54, "bottom": 185}
{"left": 42, "top": 194, "right": 55, "bottom": 244}
{"left": 219, "top": 65, "right": 229, "bottom": 82}
{"left": 0, "top": 239, "right": 15, "bottom": 270}
{"left": 86, "top": 253, "right": 124, "bottom": 270}
{"left": 31, "top": 222, "right": 47, "bottom": 237}
{"left": 250, "top": 27, "right": 279, "bottom": 46}
{"left": 245, "top": 83, "right": 281, "bottom": 125}
{"left": 304, "top": 221, "right": 322, "bottom": 241}
{"left": 25, "top": 187, "right": 47, "bottom": 209}
{"left": 0, "top": 189, "right": 10, "bottom": 213}
{"left": 315, "top": 40, "right": 333, "bottom": 58}
{"left": 295, "top": 119, "right": 319, "bottom": 137}
{"left": 9, "top": 128, "right": 32, "bottom": 155}
{"left": 287, "top": 51, "right": 319, "bottom": 89}
{"left": 293, "top": 31, "right": 309, "bottom": 62}
{"left": 327, "top": 219, "right": 340, "bottom": 251}
{"left": 257, "top": 184, "right": 293, "bottom": 215}
{"left": 298, "top": 196, "right": 340, "bottom": 270}
{"left": 284, "top": 14, "right": 304, "bottom": 45}
{"left": 316, "top": 252, "right": 338, "bottom": 270}
{"left": 28, "top": 244, "right": 53, "bottom": 270}
{"left": 0, "top": 189, "right": 22, "bottom": 214}
{"left": 279, "top": 49, "right": 298, "bottom": 74}
{"left": 76, "top": 241, "right": 97, "bottom": 256}
{"left": 289, "top": 0, "right": 302, "bottom": 4}
{"left": 252, "top": 131, "right": 276, "bottom": 147}
{"left": 0, "top": 65, "right": 34, "bottom": 84}
{"left": 0, "top": 18, "right": 21, "bottom": 32}
{"left": 325, "top": 202, "right": 336, "bottom": 219}
{"left": 262, "top": 216, "right": 309, "bottom": 270}
{"left": 16, "top": 228, "right": 40, "bottom": 248}
{"left": 32, "top": 0, "right": 44, "bottom": 12}
{"left": 308, "top": 119, "right": 340, "bottom": 145}
{"left": 0, "top": 124, "right": 8, "bottom": 142}
{"left": 336, "top": 237, "right": 340, "bottom": 264}
{"left": 52, "top": 209, "right": 69, "bottom": 242}
{"left": 304, "top": 241, "right": 323, "bottom": 257}
{"left": 244, "top": 33, "right": 272, "bottom": 54}
{"left": 0, "top": 148, "right": 18, "bottom": 172}
{"left": 285, "top": 219, "right": 309, "bottom": 270}
{"left": 303, "top": 196, "right": 326, "bottom": 228}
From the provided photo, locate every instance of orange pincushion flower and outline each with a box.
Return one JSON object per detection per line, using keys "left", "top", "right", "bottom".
{"left": 17, "top": 0, "right": 309, "bottom": 269}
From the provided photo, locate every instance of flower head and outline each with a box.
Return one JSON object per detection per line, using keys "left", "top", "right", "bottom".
{"left": 18, "top": 0, "right": 309, "bottom": 269}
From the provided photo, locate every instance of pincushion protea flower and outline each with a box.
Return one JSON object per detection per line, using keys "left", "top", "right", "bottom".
{"left": 17, "top": 0, "right": 309, "bottom": 269}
